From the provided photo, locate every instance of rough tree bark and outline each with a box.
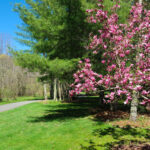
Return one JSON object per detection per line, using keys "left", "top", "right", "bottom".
{"left": 54, "top": 78, "right": 58, "bottom": 101}
{"left": 58, "top": 81, "right": 62, "bottom": 101}
{"left": 43, "top": 84, "right": 47, "bottom": 101}
{"left": 129, "top": 0, "right": 142, "bottom": 121}
{"left": 50, "top": 82, "right": 54, "bottom": 99}
{"left": 139, "top": 0, "right": 142, "bottom": 5}
{"left": 130, "top": 90, "right": 139, "bottom": 121}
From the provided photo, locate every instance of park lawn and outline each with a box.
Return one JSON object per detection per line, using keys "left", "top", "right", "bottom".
{"left": 0, "top": 96, "right": 44, "bottom": 105}
{"left": 0, "top": 100, "right": 150, "bottom": 150}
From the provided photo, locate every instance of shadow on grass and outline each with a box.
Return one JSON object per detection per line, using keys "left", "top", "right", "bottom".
{"left": 28, "top": 98, "right": 44, "bottom": 101}
{"left": 29, "top": 97, "right": 100, "bottom": 122}
{"left": 29, "top": 96, "right": 148, "bottom": 123}
{"left": 80, "top": 125, "right": 150, "bottom": 150}
{"left": 28, "top": 96, "right": 150, "bottom": 149}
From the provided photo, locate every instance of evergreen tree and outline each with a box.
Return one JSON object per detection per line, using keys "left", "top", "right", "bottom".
{"left": 13, "top": 0, "right": 131, "bottom": 100}
{"left": 13, "top": 0, "right": 96, "bottom": 100}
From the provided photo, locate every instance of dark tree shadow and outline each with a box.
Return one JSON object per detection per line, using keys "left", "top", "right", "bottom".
{"left": 28, "top": 96, "right": 150, "bottom": 149}
{"left": 29, "top": 97, "right": 101, "bottom": 122}
{"left": 80, "top": 125, "right": 150, "bottom": 150}
{"left": 94, "top": 125, "right": 150, "bottom": 139}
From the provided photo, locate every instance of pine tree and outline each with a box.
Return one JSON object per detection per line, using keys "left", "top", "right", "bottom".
{"left": 13, "top": 0, "right": 97, "bottom": 100}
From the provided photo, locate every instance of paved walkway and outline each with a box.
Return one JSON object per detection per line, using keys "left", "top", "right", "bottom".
{"left": 0, "top": 100, "right": 41, "bottom": 113}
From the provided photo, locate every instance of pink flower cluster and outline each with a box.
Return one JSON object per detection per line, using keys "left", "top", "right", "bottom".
{"left": 70, "top": 2, "right": 150, "bottom": 105}
{"left": 69, "top": 58, "right": 100, "bottom": 97}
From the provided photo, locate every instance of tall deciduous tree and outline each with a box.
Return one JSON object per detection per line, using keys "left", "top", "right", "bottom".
{"left": 0, "top": 54, "right": 43, "bottom": 100}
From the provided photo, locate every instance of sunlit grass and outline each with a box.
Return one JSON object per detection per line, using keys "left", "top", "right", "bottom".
{"left": 0, "top": 100, "right": 149, "bottom": 150}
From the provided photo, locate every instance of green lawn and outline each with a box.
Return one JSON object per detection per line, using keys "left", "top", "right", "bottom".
{"left": 0, "top": 99, "right": 150, "bottom": 150}
{"left": 0, "top": 96, "right": 44, "bottom": 105}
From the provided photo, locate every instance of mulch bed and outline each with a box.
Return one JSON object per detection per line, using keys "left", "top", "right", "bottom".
{"left": 111, "top": 118, "right": 150, "bottom": 128}
{"left": 90, "top": 109, "right": 150, "bottom": 149}
{"left": 89, "top": 108, "right": 150, "bottom": 128}
{"left": 92, "top": 109, "right": 129, "bottom": 121}
{"left": 112, "top": 142, "right": 150, "bottom": 150}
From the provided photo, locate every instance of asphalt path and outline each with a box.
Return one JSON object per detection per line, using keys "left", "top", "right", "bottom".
{"left": 0, "top": 100, "right": 41, "bottom": 113}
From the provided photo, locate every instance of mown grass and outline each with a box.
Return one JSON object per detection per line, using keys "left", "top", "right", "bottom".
{"left": 0, "top": 96, "right": 44, "bottom": 105}
{"left": 0, "top": 98, "right": 150, "bottom": 150}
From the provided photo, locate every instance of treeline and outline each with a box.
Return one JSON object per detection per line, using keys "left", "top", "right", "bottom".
{"left": 12, "top": 0, "right": 144, "bottom": 101}
{"left": 0, "top": 54, "right": 43, "bottom": 101}
{"left": 12, "top": 0, "right": 97, "bottom": 101}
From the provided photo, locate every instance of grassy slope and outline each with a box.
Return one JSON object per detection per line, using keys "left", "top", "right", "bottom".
{"left": 0, "top": 100, "right": 150, "bottom": 150}
{"left": 0, "top": 96, "right": 44, "bottom": 105}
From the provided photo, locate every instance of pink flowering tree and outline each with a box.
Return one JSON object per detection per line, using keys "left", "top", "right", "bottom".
{"left": 70, "top": 1, "right": 150, "bottom": 121}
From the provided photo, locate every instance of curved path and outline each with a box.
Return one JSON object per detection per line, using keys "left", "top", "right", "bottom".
{"left": 0, "top": 100, "right": 42, "bottom": 113}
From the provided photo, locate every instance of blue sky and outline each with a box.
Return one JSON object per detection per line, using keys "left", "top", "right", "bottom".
{"left": 0, "top": 0, "right": 27, "bottom": 51}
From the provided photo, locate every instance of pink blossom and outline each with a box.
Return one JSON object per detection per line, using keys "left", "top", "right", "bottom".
{"left": 70, "top": 2, "right": 150, "bottom": 107}
{"left": 104, "top": 45, "right": 107, "bottom": 49}
{"left": 99, "top": 74, "right": 103, "bottom": 78}
{"left": 97, "top": 80, "right": 103, "bottom": 85}
{"left": 93, "top": 50, "right": 98, "bottom": 54}
{"left": 134, "top": 85, "right": 142, "bottom": 91}
{"left": 79, "top": 74, "right": 84, "bottom": 78}
{"left": 111, "top": 64, "right": 116, "bottom": 69}
{"left": 79, "top": 60, "right": 82, "bottom": 64}
{"left": 142, "top": 90, "right": 149, "bottom": 95}
{"left": 75, "top": 78, "right": 80, "bottom": 83}
{"left": 125, "top": 50, "right": 130, "bottom": 55}
{"left": 119, "top": 53, "right": 125, "bottom": 57}
{"left": 117, "top": 90, "right": 123, "bottom": 96}
{"left": 85, "top": 58, "right": 90, "bottom": 63}
{"left": 101, "top": 60, "right": 105, "bottom": 64}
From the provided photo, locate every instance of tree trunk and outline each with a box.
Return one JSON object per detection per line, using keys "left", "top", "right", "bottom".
{"left": 62, "top": 84, "right": 65, "bottom": 100}
{"left": 129, "top": 0, "right": 141, "bottom": 121}
{"left": 98, "top": 88, "right": 104, "bottom": 105}
{"left": 43, "top": 84, "right": 47, "bottom": 101}
{"left": 110, "top": 103, "right": 114, "bottom": 111}
{"left": 60, "top": 82, "right": 69, "bottom": 101}
{"left": 64, "top": 83, "right": 70, "bottom": 101}
{"left": 139, "top": 0, "right": 142, "bottom": 5}
{"left": 58, "top": 81, "right": 62, "bottom": 101}
{"left": 146, "top": 103, "right": 150, "bottom": 112}
{"left": 50, "top": 82, "right": 54, "bottom": 99}
{"left": 130, "top": 90, "right": 139, "bottom": 121}
{"left": 54, "top": 78, "right": 58, "bottom": 101}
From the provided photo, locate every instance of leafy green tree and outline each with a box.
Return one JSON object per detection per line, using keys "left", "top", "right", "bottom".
{"left": 14, "top": 0, "right": 96, "bottom": 58}
{"left": 13, "top": 0, "right": 97, "bottom": 100}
